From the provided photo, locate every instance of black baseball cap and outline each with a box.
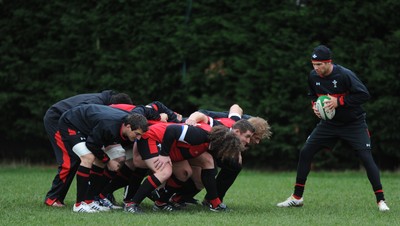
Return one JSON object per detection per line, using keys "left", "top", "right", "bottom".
{"left": 311, "top": 45, "right": 332, "bottom": 62}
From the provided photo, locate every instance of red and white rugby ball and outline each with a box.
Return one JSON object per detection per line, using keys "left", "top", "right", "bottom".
{"left": 315, "top": 95, "right": 335, "bottom": 120}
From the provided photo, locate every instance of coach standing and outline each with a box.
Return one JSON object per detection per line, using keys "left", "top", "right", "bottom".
{"left": 276, "top": 45, "right": 389, "bottom": 211}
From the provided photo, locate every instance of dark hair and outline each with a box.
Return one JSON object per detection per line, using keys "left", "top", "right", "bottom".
{"left": 123, "top": 113, "right": 148, "bottom": 132}
{"left": 232, "top": 119, "right": 255, "bottom": 134}
{"left": 110, "top": 93, "right": 133, "bottom": 105}
{"left": 208, "top": 125, "right": 244, "bottom": 161}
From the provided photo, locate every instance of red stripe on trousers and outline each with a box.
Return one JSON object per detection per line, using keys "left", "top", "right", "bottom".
{"left": 55, "top": 130, "right": 71, "bottom": 183}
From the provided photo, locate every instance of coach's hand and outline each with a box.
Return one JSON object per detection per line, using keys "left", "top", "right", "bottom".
{"left": 312, "top": 102, "right": 321, "bottom": 118}
{"left": 325, "top": 94, "right": 338, "bottom": 111}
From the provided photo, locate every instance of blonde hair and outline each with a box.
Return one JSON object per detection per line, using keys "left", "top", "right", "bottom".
{"left": 247, "top": 117, "right": 272, "bottom": 140}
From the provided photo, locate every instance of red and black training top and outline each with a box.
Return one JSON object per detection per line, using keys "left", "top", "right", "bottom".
{"left": 137, "top": 123, "right": 211, "bottom": 162}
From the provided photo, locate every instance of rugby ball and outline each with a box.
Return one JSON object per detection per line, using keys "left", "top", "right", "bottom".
{"left": 315, "top": 95, "right": 335, "bottom": 120}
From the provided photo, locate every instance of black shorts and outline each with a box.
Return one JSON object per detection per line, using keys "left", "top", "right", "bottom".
{"left": 58, "top": 123, "right": 87, "bottom": 152}
{"left": 306, "top": 117, "right": 371, "bottom": 151}
{"left": 136, "top": 138, "right": 160, "bottom": 160}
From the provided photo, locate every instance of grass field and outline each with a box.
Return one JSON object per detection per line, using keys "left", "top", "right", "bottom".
{"left": 0, "top": 165, "right": 398, "bottom": 226}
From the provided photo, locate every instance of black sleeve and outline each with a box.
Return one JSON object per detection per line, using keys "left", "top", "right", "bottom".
{"left": 160, "top": 125, "right": 182, "bottom": 156}
{"left": 198, "top": 109, "right": 252, "bottom": 120}
{"left": 198, "top": 109, "right": 229, "bottom": 118}
{"left": 85, "top": 142, "right": 109, "bottom": 162}
{"left": 307, "top": 73, "right": 318, "bottom": 102}
{"left": 160, "top": 125, "right": 208, "bottom": 156}
{"left": 121, "top": 142, "right": 133, "bottom": 150}
{"left": 85, "top": 125, "right": 106, "bottom": 160}
{"left": 183, "top": 126, "right": 209, "bottom": 144}
{"left": 147, "top": 101, "right": 180, "bottom": 123}
{"left": 131, "top": 105, "right": 161, "bottom": 120}
{"left": 344, "top": 70, "right": 370, "bottom": 106}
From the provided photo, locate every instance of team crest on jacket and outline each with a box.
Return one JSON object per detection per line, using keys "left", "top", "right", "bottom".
{"left": 332, "top": 80, "right": 337, "bottom": 88}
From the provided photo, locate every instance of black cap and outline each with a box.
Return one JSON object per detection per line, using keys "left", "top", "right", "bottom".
{"left": 311, "top": 45, "right": 332, "bottom": 62}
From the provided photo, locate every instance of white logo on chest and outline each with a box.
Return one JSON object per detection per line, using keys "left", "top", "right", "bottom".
{"left": 332, "top": 80, "right": 337, "bottom": 88}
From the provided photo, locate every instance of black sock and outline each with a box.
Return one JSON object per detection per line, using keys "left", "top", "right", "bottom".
{"left": 293, "top": 177, "right": 306, "bottom": 198}
{"left": 124, "top": 167, "right": 148, "bottom": 202}
{"left": 216, "top": 164, "right": 241, "bottom": 201}
{"left": 160, "top": 175, "right": 184, "bottom": 202}
{"left": 76, "top": 165, "right": 90, "bottom": 203}
{"left": 179, "top": 178, "right": 201, "bottom": 201}
{"left": 103, "top": 167, "right": 117, "bottom": 183}
{"left": 374, "top": 189, "right": 385, "bottom": 202}
{"left": 86, "top": 165, "right": 105, "bottom": 201}
{"left": 131, "top": 174, "right": 160, "bottom": 204}
{"left": 202, "top": 168, "right": 218, "bottom": 200}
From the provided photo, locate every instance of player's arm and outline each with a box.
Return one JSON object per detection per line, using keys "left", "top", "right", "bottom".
{"left": 307, "top": 78, "right": 319, "bottom": 104}
{"left": 307, "top": 75, "right": 320, "bottom": 117}
{"left": 343, "top": 72, "right": 371, "bottom": 106}
{"left": 146, "top": 101, "right": 182, "bottom": 123}
{"left": 198, "top": 109, "right": 229, "bottom": 118}
{"left": 227, "top": 104, "right": 243, "bottom": 121}
{"left": 85, "top": 138, "right": 110, "bottom": 163}
{"left": 185, "top": 111, "right": 210, "bottom": 126}
{"left": 131, "top": 105, "right": 161, "bottom": 121}
{"left": 199, "top": 107, "right": 252, "bottom": 120}
{"left": 85, "top": 123, "right": 115, "bottom": 162}
{"left": 109, "top": 104, "right": 136, "bottom": 112}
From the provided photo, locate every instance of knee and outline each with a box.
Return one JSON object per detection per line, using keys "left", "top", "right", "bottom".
{"left": 175, "top": 167, "right": 193, "bottom": 182}
{"left": 199, "top": 154, "right": 215, "bottom": 169}
{"left": 155, "top": 165, "right": 173, "bottom": 182}
{"left": 299, "top": 146, "right": 319, "bottom": 160}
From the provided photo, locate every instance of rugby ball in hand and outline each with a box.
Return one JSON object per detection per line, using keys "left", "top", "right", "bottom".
{"left": 315, "top": 95, "right": 335, "bottom": 120}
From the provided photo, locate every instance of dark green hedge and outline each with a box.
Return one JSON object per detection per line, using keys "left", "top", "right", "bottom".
{"left": 1, "top": 0, "right": 399, "bottom": 169}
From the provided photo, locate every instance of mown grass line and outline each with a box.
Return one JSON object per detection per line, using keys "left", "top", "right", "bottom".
{"left": 0, "top": 166, "right": 398, "bottom": 226}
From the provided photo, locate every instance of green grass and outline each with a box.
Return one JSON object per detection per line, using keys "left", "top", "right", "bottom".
{"left": 0, "top": 165, "right": 398, "bottom": 226}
